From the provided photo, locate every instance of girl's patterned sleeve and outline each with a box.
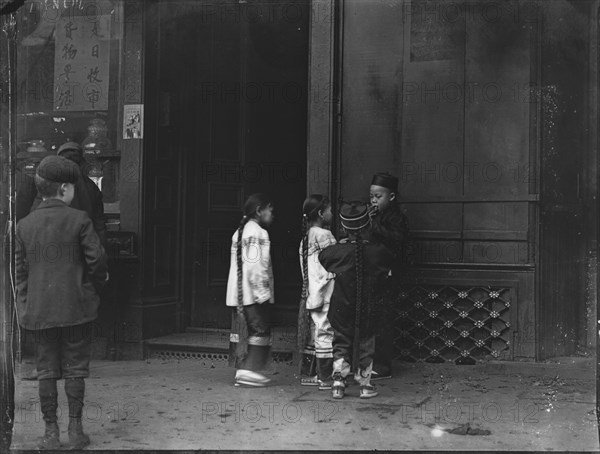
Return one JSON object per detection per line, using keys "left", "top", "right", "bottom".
{"left": 313, "top": 229, "right": 337, "bottom": 276}
{"left": 245, "top": 230, "right": 272, "bottom": 303}
{"left": 318, "top": 229, "right": 337, "bottom": 249}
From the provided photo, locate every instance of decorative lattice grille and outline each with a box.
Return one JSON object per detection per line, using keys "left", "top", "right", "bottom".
{"left": 146, "top": 349, "right": 294, "bottom": 364}
{"left": 148, "top": 350, "right": 229, "bottom": 363}
{"left": 392, "top": 286, "right": 512, "bottom": 363}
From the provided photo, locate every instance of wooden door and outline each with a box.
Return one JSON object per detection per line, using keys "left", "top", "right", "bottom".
{"left": 179, "top": 0, "right": 309, "bottom": 329}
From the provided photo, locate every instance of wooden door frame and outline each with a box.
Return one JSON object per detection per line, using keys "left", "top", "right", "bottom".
{"left": 174, "top": 0, "right": 323, "bottom": 331}
{"left": 306, "top": 0, "right": 339, "bottom": 200}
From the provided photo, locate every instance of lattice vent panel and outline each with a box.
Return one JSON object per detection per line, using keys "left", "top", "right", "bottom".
{"left": 392, "top": 286, "right": 512, "bottom": 363}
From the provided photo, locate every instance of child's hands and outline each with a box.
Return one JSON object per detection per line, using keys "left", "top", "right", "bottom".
{"left": 368, "top": 205, "right": 379, "bottom": 218}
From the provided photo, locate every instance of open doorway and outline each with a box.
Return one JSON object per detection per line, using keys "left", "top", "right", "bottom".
{"left": 145, "top": 0, "right": 309, "bottom": 333}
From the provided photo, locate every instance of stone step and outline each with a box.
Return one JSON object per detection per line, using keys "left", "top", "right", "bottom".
{"left": 143, "top": 328, "right": 297, "bottom": 363}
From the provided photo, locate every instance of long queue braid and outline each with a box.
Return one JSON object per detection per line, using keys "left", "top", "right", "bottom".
{"left": 301, "top": 214, "right": 309, "bottom": 299}
{"left": 236, "top": 215, "right": 250, "bottom": 311}
{"left": 350, "top": 232, "right": 365, "bottom": 371}
{"left": 354, "top": 233, "right": 364, "bottom": 335}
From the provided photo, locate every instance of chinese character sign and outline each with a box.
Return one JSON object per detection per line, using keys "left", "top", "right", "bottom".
{"left": 54, "top": 15, "right": 111, "bottom": 111}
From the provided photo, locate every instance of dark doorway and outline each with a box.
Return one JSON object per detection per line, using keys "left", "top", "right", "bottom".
{"left": 146, "top": 1, "right": 309, "bottom": 332}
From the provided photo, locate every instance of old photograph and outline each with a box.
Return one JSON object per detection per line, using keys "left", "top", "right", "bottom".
{"left": 0, "top": 0, "right": 598, "bottom": 452}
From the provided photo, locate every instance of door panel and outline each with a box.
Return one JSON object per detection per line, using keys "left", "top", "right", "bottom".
{"left": 185, "top": 0, "right": 309, "bottom": 328}
{"left": 143, "top": 2, "right": 185, "bottom": 301}
{"left": 463, "top": 0, "right": 531, "bottom": 200}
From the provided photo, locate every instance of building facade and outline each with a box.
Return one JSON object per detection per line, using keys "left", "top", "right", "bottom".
{"left": 1, "top": 0, "right": 597, "bottom": 362}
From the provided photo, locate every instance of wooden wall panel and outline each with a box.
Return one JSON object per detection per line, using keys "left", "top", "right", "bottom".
{"left": 400, "top": 1, "right": 465, "bottom": 202}
{"left": 340, "top": 0, "right": 405, "bottom": 199}
{"left": 306, "top": 0, "right": 336, "bottom": 196}
{"left": 464, "top": 0, "right": 531, "bottom": 200}
{"left": 338, "top": 0, "right": 540, "bottom": 359}
{"left": 538, "top": 0, "right": 591, "bottom": 358}
{"left": 120, "top": 0, "right": 144, "bottom": 233}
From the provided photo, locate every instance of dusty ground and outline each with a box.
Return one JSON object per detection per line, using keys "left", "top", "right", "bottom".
{"left": 10, "top": 357, "right": 599, "bottom": 451}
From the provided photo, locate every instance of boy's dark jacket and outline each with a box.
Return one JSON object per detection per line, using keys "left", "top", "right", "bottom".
{"left": 15, "top": 199, "right": 108, "bottom": 330}
{"left": 369, "top": 203, "right": 409, "bottom": 273}
{"left": 318, "top": 239, "right": 394, "bottom": 338}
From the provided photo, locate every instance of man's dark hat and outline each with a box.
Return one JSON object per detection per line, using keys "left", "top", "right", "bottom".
{"left": 36, "top": 155, "right": 78, "bottom": 184}
{"left": 57, "top": 141, "right": 83, "bottom": 156}
{"left": 339, "top": 201, "right": 370, "bottom": 231}
{"left": 371, "top": 172, "right": 398, "bottom": 192}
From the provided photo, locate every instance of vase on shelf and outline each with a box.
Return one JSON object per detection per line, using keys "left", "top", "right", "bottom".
{"left": 25, "top": 139, "right": 47, "bottom": 154}
{"left": 82, "top": 119, "right": 113, "bottom": 155}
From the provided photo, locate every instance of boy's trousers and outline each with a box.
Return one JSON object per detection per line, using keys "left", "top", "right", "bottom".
{"left": 373, "top": 316, "right": 394, "bottom": 375}
{"left": 300, "top": 303, "right": 334, "bottom": 381}
{"left": 233, "top": 303, "right": 272, "bottom": 371}
{"left": 30, "top": 323, "right": 93, "bottom": 380}
{"left": 28, "top": 323, "right": 92, "bottom": 424}
{"left": 332, "top": 328, "right": 375, "bottom": 386}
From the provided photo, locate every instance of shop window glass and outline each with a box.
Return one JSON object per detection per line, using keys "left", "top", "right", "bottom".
{"left": 14, "top": 0, "right": 124, "bottom": 224}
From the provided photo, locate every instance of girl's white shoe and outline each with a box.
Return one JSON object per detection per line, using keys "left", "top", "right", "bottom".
{"left": 359, "top": 384, "right": 378, "bottom": 399}
{"left": 235, "top": 369, "right": 271, "bottom": 387}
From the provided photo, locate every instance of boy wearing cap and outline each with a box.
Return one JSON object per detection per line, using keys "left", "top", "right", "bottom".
{"left": 318, "top": 202, "right": 394, "bottom": 399}
{"left": 32, "top": 141, "right": 106, "bottom": 245}
{"left": 369, "top": 173, "right": 410, "bottom": 379}
{"left": 15, "top": 155, "right": 108, "bottom": 449}
{"left": 25, "top": 142, "right": 105, "bottom": 382}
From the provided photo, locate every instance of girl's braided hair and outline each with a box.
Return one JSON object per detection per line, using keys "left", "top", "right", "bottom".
{"left": 354, "top": 232, "right": 364, "bottom": 332}
{"left": 236, "top": 193, "right": 273, "bottom": 307}
{"left": 300, "top": 195, "right": 329, "bottom": 299}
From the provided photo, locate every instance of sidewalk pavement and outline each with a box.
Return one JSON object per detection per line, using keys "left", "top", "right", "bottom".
{"left": 10, "top": 356, "right": 599, "bottom": 451}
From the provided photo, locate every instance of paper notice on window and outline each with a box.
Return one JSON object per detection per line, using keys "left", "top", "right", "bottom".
{"left": 123, "top": 104, "right": 143, "bottom": 139}
{"left": 54, "top": 15, "right": 111, "bottom": 111}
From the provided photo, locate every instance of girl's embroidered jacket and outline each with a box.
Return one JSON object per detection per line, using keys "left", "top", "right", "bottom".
{"left": 226, "top": 219, "right": 275, "bottom": 306}
{"left": 299, "top": 226, "right": 337, "bottom": 310}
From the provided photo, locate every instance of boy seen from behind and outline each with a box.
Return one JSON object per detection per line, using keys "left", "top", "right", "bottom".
{"left": 15, "top": 155, "right": 108, "bottom": 449}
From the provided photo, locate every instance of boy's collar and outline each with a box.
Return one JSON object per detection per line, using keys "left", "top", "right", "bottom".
{"left": 39, "top": 198, "right": 68, "bottom": 207}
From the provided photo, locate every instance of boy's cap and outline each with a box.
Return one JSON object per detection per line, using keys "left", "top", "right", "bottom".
{"left": 371, "top": 172, "right": 398, "bottom": 192}
{"left": 57, "top": 141, "right": 83, "bottom": 156}
{"left": 339, "top": 201, "right": 370, "bottom": 230}
{"left": 36, "top": 156, "right": 79, "bottom": 184}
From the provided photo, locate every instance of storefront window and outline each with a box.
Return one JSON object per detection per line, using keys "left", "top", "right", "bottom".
{"left": 14, "top": 0, "right": 124, "bottom": 225}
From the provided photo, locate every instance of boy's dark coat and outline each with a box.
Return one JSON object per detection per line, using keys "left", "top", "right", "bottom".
{"left": 15, "top": 199, "right": 108, "bottom": 330}
{"left": 318, "top": 240, "right": 394, "bottom": 338}
{"left": 32, "top": 164, "right": 106, "bottom": 244}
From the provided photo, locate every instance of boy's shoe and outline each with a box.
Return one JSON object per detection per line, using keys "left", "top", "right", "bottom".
{"left": 37, "top": 422, "right": 60, "bottom": 450}
{"left": 318, "top": 380, "right": 333, "bottom": 390}
{"left": 360, "top": 384, "right": 378, "bottom": 399}
{"left": 235, "top": 369, "right": 271, "bottom": 387}
{"left": 300, "top": 375, "right": 320, "bottom": 386}
{"left": 67, "top": 418, "right": 90, "bottom": 449}
{"left": 331, "top": 375, "right": 345, "bottom": 399}
{"left": 370, "top": 369, "right": 392, "bottom": 381}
